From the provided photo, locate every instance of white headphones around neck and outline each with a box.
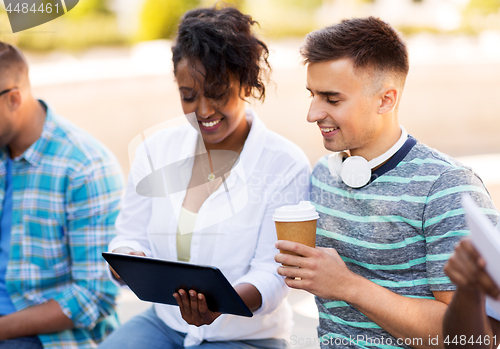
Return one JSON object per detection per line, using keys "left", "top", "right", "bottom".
{"left": 328, "top": 126, "right": 408, "bottom": 189}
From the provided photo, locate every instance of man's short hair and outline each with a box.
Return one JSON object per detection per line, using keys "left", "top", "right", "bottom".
{"left": 0, "top": 41, "right": 28, "bottom": 86}
{"left": 301, "top": 17, "right": 409, "bottom": 83}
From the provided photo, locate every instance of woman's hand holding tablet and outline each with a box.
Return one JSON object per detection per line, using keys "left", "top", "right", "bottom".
{"left": 102, "top": 252, "right": 254, "bottom": 317}
{"left": 173, "top": 289, "right": 222, "bottom": 326}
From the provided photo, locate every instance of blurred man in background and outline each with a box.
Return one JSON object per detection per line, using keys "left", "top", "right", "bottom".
{"left": 0, "top": 41, "right": 123, "bottom": 348}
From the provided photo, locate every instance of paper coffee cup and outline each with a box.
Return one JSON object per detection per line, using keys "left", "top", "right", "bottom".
{"left": 273, "top": 201, "right": 319, "bottom": 258}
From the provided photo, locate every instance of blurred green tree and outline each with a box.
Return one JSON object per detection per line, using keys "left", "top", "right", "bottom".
{"left": 201, "top": 0, "right": 245, "bottom": 9}
{"left": 246, "top": 0, "right": 323, "bottom": 38}
{"left": 465, "top": 0, "right": 500, "bottom": 15}
{"left": 275, "top": 0, "right": 322, "bottom": 10}
{"left": 0, "top": 0, "right": 125, "bottom": 51}
{"left": 137, "top": 0, "right": 201, "bottom": 41}
{"left": 65, "top": 0, "right": 111, "bottom": 20}
{"left": 461, "top": 0, "right": 500, "bottom": 33}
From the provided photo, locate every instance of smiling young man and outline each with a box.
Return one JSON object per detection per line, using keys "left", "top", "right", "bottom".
{"left": 275, "top": 17, "right": 499, "bottom": 348}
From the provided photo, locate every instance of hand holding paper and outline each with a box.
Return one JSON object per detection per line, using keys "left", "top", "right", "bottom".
{"left": 460, "top": 195, "right": 500, "bottom": 314}
{"left": 444, "top": 238, "right": 500, "bottom": 299}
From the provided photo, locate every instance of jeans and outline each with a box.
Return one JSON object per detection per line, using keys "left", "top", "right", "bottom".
{"left": 0, "top": 336, "right": 43, "bottom": 349}
{"left": 99, "top": 307, "right": 287, "bottom": 349}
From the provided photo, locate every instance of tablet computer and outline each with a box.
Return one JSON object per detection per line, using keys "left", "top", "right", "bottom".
{"left": 102, "top": 252, "right": 253, "bottom": 317}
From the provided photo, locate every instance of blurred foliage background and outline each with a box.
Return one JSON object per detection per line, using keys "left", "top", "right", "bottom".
{"left": 245, "top": 0, "right": 323, "bottom": 39}
{"left": 1, "top": 0, "right": 500, "bottom": 52}
{"left": 137, "top": 0, "right": 199, "bottom": 41}
{"left": 461, "top": 0, "right": 500, "bottom": 32}
{"left": 0, "top": 0, "right": 125, "bottom": 51}
{"left": 137, "top": 0, "right": 245, "bottom": 41}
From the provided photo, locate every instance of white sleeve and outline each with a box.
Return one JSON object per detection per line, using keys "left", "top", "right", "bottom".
{"left": 108, "top": 175, "right": 153, "bottom": 256}
{"left": 233, "top": 159, "right": 311, "bottom": 315}
{"left": 108, "top": 143, "right": 153, "bottom": 256}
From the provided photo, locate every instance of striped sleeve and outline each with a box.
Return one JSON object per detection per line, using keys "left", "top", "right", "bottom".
{"left": 422, "top": 168, "right": 499, "bottom": 291}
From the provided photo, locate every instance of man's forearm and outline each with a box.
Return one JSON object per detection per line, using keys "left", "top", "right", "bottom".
{"left": 345, "top": 274, "right": 449, "bottom": 349}
{"left": 0, "top": 299, "right": 74, "bottom": 340}
{"left": 443, "top": 287, "right": 494, "bottom": 349}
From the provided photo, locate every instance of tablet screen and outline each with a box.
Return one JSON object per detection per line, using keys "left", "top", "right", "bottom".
{"left": 103, "top": 252, "right": 252, "bottom": 317}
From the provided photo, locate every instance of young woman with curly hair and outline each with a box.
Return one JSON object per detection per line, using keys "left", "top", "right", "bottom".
{"left": 100, "top": 6, "right": 310, "bottom": 349}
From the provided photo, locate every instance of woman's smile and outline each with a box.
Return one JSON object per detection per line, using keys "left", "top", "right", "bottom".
{"left": 199, "top": 118, "right": 223, "bottom": 132}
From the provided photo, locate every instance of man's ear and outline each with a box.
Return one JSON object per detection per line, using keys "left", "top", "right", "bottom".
{"left": 378, "top": 87, "right": 398, "bottom": 114}
{"left": 7, "top": 89, "right": 22, "bottom": 112}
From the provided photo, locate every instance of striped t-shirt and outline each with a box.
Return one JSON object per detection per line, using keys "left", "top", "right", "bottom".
{"left": 310, "top": 139, "right": 499, "bottom": 349}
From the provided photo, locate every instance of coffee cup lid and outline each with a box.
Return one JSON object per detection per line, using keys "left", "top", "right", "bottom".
{"left": 272, "top": 201, "right": 319, "bottom": 222}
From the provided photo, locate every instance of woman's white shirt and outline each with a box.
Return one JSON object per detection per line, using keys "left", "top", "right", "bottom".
{"left": 109, "top": 110, "right": 311, "bottom": 346}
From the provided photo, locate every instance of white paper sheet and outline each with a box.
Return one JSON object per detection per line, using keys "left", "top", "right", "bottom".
{"left": 462, "top": 194, "right": 500, "bottom": 315}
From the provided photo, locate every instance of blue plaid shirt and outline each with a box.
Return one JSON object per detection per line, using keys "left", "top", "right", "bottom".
{"left": 0, "top": 102, "right": 123, "bottom": 348}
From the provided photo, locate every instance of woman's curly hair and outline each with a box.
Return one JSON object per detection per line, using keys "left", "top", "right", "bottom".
{"left": 172, "top": 6, "right": 271, "bottom": 103}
